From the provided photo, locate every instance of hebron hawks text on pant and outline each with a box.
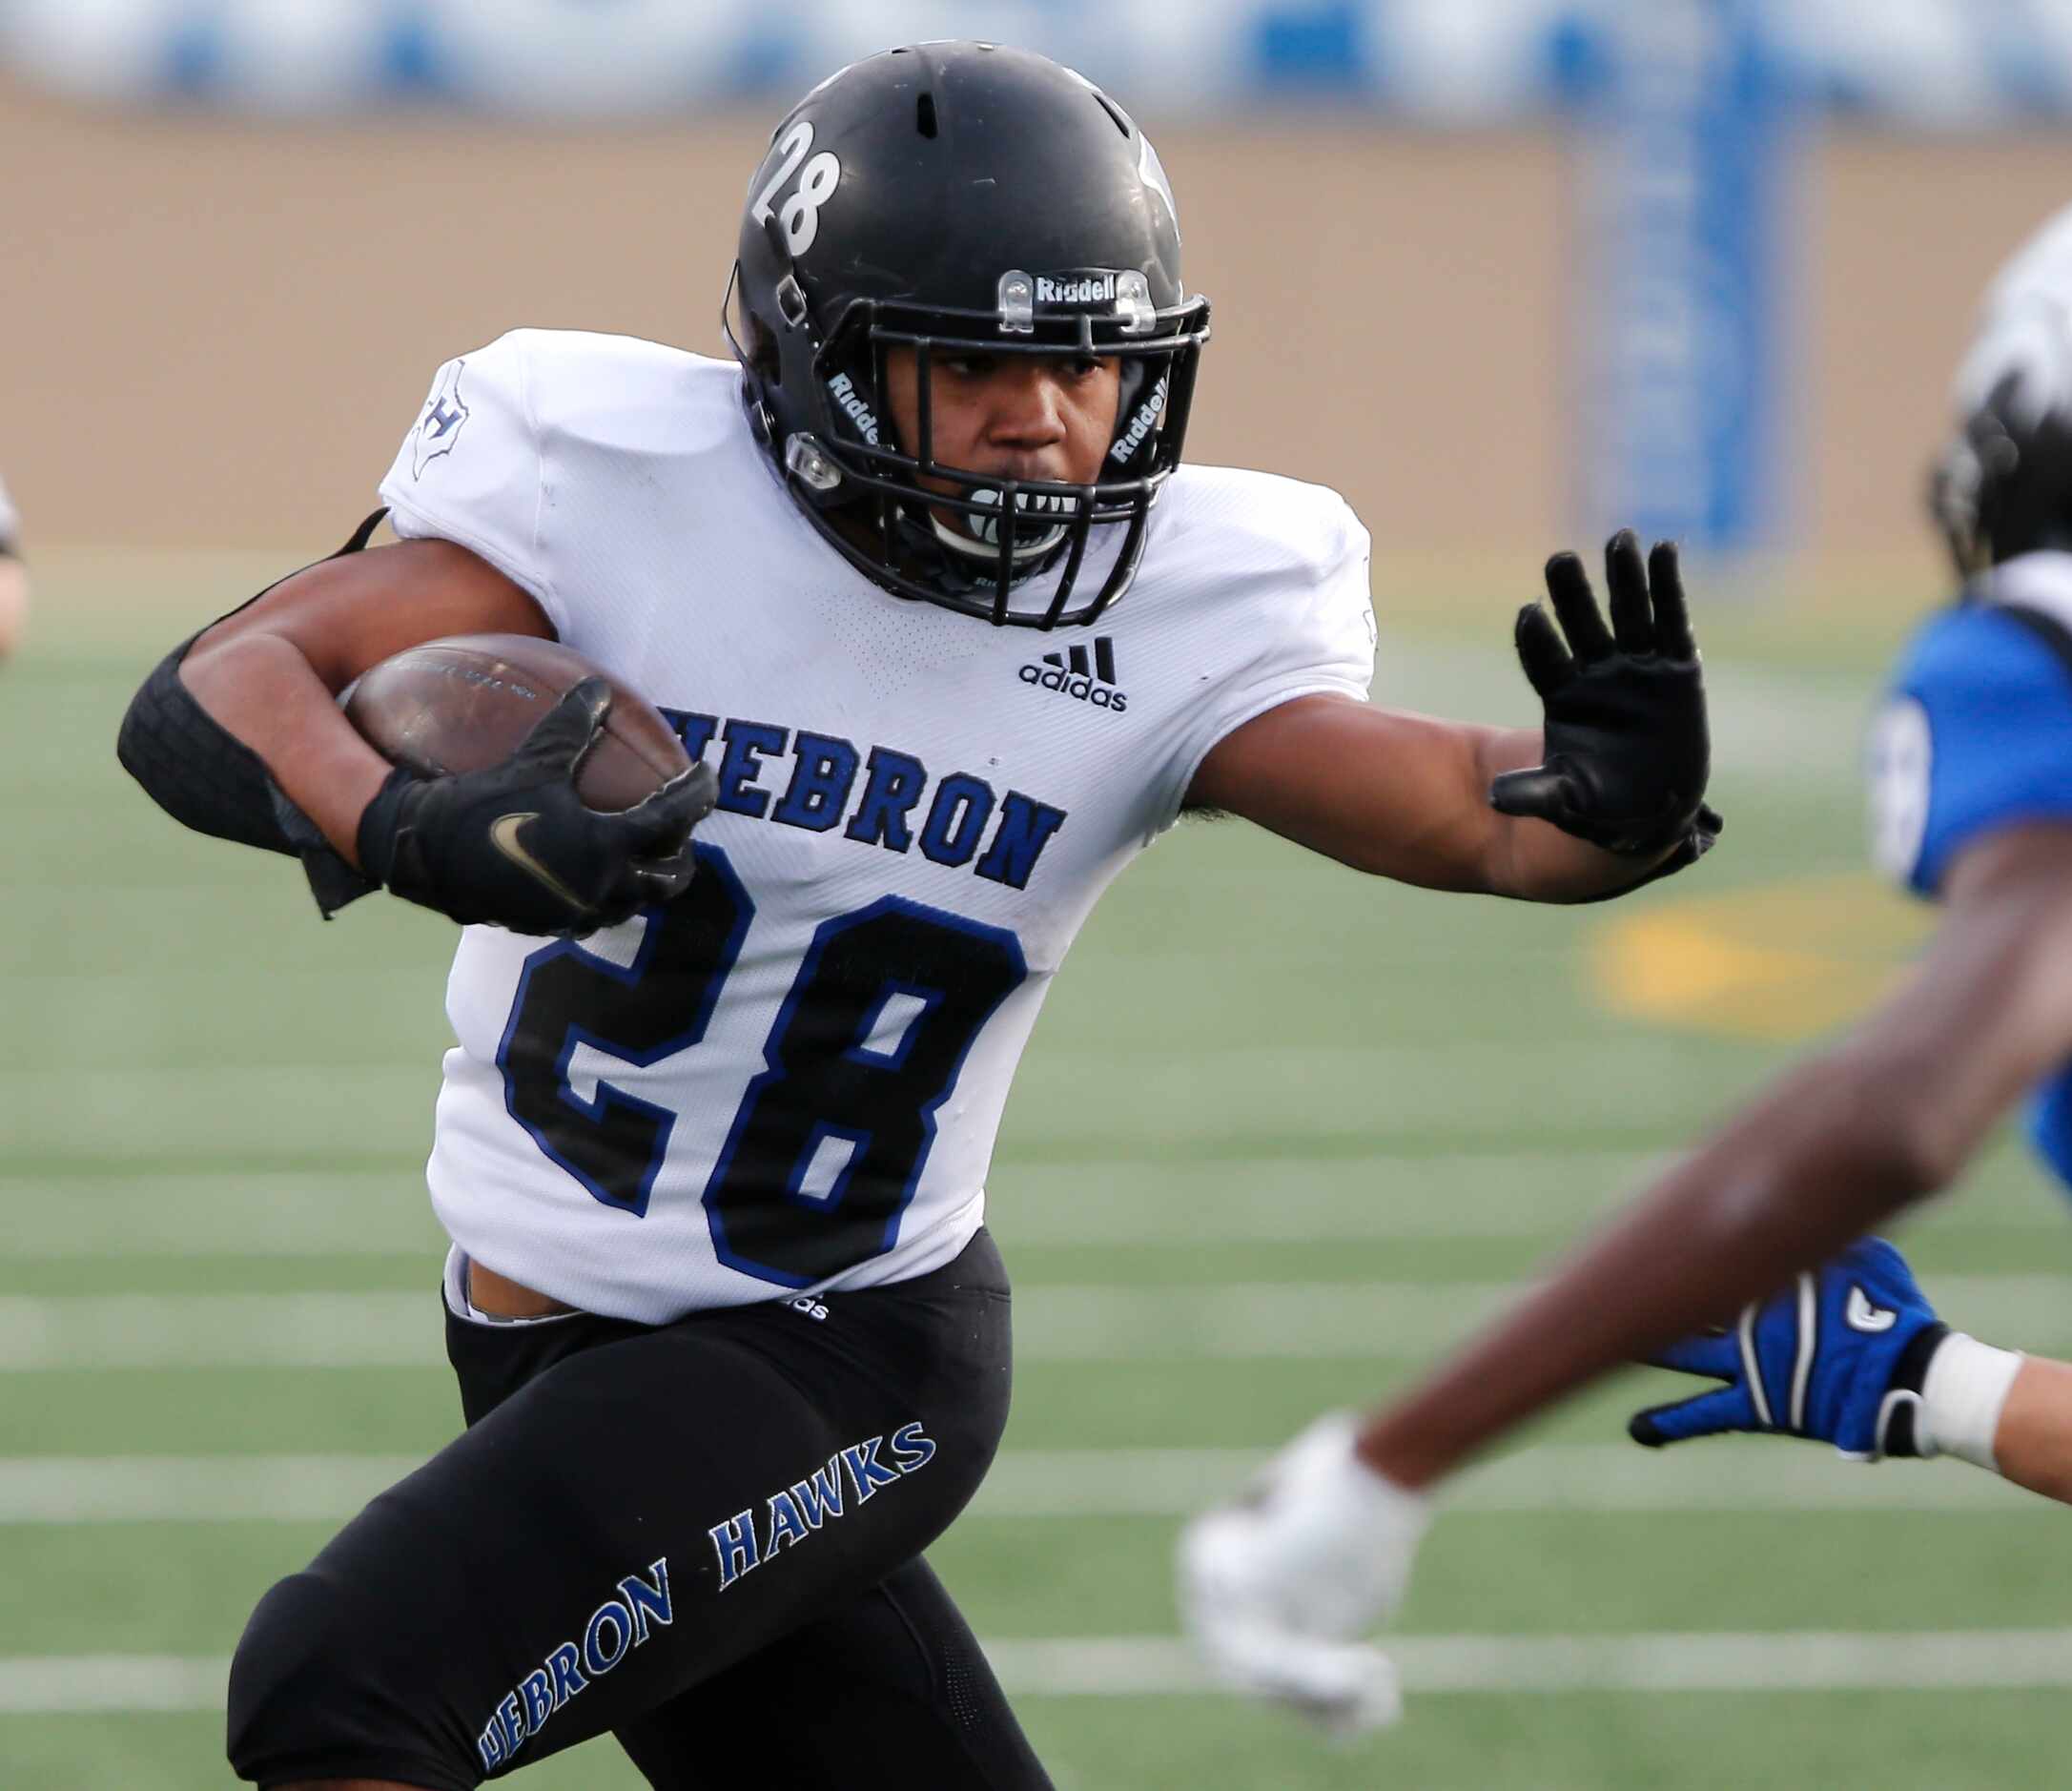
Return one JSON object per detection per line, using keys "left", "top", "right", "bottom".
{"left": 475, "top": 1557, "right": 673, "bottom": 1772}
{"left": 709, "top": 1422, "right": 937, "bottom": 1591}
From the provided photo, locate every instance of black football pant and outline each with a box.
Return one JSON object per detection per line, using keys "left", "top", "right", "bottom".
{"left": 226, "top": 1229, "right": 1050, "bottom": 1789}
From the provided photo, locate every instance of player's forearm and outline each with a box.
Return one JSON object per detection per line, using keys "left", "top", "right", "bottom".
{"left": 179, "top": 631, "right": 391, "bottom": 865}
{"left": 1475, "top": 728, "right": 1676, "bottom": 901}
{"left": 1991, "top": 1356, "right": 2072, "bottom": 1505}
{"left": 0, "top": 558, "right": 27, "bottom": 660}
{"left": 1355, "top": 1052, "right": 1939, "bottom": 1489}
{"left": 1189, "top": 701, "right": 1514, "bottom": 893}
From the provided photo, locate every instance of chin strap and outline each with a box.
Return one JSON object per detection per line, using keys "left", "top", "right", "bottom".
{"left": 925, "top": 508, "right": 1069, "bottom": 568}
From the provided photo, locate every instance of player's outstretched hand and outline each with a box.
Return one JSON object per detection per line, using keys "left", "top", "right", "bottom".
{"left": 1491, "top": 531, "right": 1721, "bottom": 871}
{"left": 357, "top": 678, "right": 718, "bottom": 937}
{"left": 1178, "top": 1414, "right": 1428, "bottom": 1737}
{"left": 1629, "top": 1239, "right": 1948, "bottom": 1460}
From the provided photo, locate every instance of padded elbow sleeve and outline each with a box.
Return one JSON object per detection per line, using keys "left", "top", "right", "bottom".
{"left": 116, "top": 638, "right": 378, "bottom": 917}
{"left": 115, "top": 509, "right": 390, "bottom": 916}
{"left": 118, "top": 636, "right": 298, "bottom": 854}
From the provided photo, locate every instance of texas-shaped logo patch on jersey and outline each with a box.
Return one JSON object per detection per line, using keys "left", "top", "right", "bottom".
{"left": 413, "top": 360, "right": 471, "bottom": 478}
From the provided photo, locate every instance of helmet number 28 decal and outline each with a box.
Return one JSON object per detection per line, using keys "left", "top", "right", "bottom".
{"left": 751, "top": 119, "right": 843, "bottom": 258}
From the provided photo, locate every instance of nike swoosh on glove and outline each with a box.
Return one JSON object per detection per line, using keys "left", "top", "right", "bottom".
{"left": 357, "top": 677, "right": 717, "bottom": 938}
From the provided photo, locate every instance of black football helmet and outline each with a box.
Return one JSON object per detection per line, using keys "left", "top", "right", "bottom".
{"left": 724, "top": 41, "right": 1211, "bottom": 628}
{"left": 1931, "top": 204, "right": 2072, "bottom": 578}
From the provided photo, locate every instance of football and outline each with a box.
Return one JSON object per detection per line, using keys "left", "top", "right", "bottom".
{"left": 342, "top": 633, "right": 692, "bottom": 812}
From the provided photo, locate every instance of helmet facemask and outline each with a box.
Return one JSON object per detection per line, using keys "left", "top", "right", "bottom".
{"left": 731, "top": 271, "right": 1207, "bottom": 628}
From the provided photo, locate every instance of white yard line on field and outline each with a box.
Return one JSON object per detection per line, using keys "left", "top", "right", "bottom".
{"left": 0, "top": 1454, "right": 425, "bottom": 1522}
{"left": 985, "top": 1628, "right": 2072, "bottom": 1697}
{"left": 9, "top": 1155, "right": 1677, "bottom": 1259}
{"left": 1, "top": 1174, "right": 443, "bottom": 1259}
{"left": 979, "top": 1443, "right": 2043, "bottom": 1516}
{"left": 4, "top": 1277, "right": 2071, "bottom": 1369}
{"left": 0, "top": 1292, "right": 438, "bottom": 1369}
{"left": 1015, "top": 1276, "right": 2072, "bottom": 1360}
{"left": 0, "top": 1656, "right": 229, "bottom": 1715}
{"left": 0, "top": 1037, "right": 1800, "bottom": 1170}
{"left": 0, "top": 1442, "right": 2040, "bottom": 1524}
{"left": 6, "top": 1152, "right": 2057, "bottom": 1259}
{"left": 13, "top": 1629, "right": 2072, "bottom": 1714}
{"left": 0, "top": 1277, "right": 2064, "bottom": 1369}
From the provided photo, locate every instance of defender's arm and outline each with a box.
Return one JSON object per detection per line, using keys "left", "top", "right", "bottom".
{"left": 1359, "top": 820, "right": 2072, "bottom": 1489}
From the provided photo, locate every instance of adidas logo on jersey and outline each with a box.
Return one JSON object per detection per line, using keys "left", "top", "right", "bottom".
{"left": 1019, "top": 637, "right": 1127, "bottom": 712}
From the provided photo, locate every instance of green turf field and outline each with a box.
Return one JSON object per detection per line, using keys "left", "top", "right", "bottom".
{"left": 9, "top": 558, "right": 2071, "bottom": 1790}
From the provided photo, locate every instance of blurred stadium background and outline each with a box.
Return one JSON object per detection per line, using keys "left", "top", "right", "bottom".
{"left": 9, "top": 3, "right": 2072, "bottom": 1787}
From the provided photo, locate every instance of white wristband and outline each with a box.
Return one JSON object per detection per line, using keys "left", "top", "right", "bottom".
{"left": 1919, "top": 1332, "right": 2024, "bottom": 1472}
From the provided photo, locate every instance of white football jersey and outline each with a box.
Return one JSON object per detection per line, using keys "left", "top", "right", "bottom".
{"left": 0, "top": 472, "right": 17, "bottom": 546}
{"left": 378, "top": 329, "right": 1374, "bottom": 1323}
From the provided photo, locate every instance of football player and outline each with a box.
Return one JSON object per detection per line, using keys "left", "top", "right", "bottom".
{"left": 117, "top": 44, "right": 1717, "bottom": 1790}
{"left": 1180, "top": 198, "right": 2072, "bottom": 1736}
{"left": 0, "top": 470, "right": 28, "bottom": 660}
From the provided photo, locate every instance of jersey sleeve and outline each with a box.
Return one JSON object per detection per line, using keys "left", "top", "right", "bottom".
{"left": 1867, "top": 603, "right": 2072, "bottom": 897}
{"left": 0, "top": 472, "right": 19, "bottom": 551}
{"left": 377, "top": 332, "right": 564, "bottom": 632}
{"left": 1153, "top": 493, "right": 1378, "bottom": 828}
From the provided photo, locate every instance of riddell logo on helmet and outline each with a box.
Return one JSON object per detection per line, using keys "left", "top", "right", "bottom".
{"left": 1036, "top": 274, "right": 1118, "bottom": 306}
{"left": 1109, "top": 377, "right": 1168, "bottom": 464}
{"left": 1018, "top": 638, "right": 1127, "bottom": 713}
{"left": 825, "top": 372, "right": 880, "bottom": 446}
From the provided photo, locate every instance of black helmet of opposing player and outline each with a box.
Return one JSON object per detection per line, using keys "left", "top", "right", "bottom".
{"left": 1931, "top": 202, "right": 2072, "bottom": 578}
{"left": 725, "top": 41, "right": 1212, "bottom": 629}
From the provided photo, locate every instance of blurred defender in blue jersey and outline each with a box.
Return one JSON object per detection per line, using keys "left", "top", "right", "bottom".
{"left": 1180, "top": 203, "right": 2072, "bottom": 1732}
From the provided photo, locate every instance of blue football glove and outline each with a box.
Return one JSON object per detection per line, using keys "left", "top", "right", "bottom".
{"left": 1629, "top": 1239, "right": 1949, "bottom": 1460}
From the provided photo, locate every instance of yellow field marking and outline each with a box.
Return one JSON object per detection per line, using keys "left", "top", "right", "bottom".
{"left": 1590, "top": 873, "right": 1934, "bottom": 1042}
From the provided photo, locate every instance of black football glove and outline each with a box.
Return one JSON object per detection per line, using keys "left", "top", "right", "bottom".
{"left": 1491, "top": 529, "right": 1722, "bottom": 887}
{"left": 356, "top": 677, "right": 717, "bottom": 937}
